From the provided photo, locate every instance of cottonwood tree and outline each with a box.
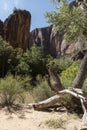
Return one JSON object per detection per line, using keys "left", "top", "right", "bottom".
{"left": 46, "top": 0, "right": 87, "bottom": 89}
{"left": 32, "top": 0, "right": 87, "bottom": 125}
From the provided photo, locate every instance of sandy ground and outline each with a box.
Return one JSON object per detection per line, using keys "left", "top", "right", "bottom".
{"left": 0, "top": 106, "right": 86, "bottom": 130}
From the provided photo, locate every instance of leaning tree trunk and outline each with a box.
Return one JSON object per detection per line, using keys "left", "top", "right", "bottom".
{"left": 32, "top": 53, "right": 87, "bottom": 125}
{"left": 48, "top": 67, "right": 64, "bottom": 91}
{"left": 72, "top": 53, "right": 87, "bottom": 89}
{"left": 32, "top": 53, "right": 87, "bottom": 110}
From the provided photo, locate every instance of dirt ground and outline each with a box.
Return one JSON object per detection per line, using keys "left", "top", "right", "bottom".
{"left": 0, "top": 106, "right": 87, "bottom": 130}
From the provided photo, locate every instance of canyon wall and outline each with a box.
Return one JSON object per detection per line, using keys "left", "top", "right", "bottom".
{"left": 0, "top": 10, "right": 31, "bottom": 51}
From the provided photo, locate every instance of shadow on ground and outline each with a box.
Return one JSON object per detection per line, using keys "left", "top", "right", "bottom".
{"left": 80, "top": 128, "right": 87, "bottom": 130}
{"left": 0, "top": 104, "right": 33, "bottom": 119}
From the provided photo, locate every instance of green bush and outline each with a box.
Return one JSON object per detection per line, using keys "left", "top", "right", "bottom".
{"left": 45, "top": 118, "right": 66, "bottom": 129}
{"left": 57, "top": 56, "right": 73, "bottom": 73}
{"left": 32, "top": 76, "right": 54, "bottom": 102}
{"left": 0, "top": 36, "right": 13, "bottom": 77}
{"left": 46, "top": 55, "right": 73, "bottom": 74}
{"left": 0, "top": 75, "right": 24, "bottom": 106}
{"left": 60, "top": 62, "right": 79, "bottom": 88}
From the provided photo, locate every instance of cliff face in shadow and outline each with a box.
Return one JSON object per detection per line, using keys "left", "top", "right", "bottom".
{"left": 50, "top": 28, "right": 64, "bottom": 57}
{"left": 29, "top": 25, "right": 52, "bottom": 55}
{"left": 29, "top": 26, "right": 67, "bottom": 57}
{"left": 29, "top": 25, "right": 87, "bottom": 57}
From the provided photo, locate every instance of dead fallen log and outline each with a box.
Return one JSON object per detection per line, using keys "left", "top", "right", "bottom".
{"left": 33, "top": 95, "right": 61, "bottom": 110}
{"left": 32, "top": 89, "right": 86, "bottom": 110}
{"left": 32, "top": 89, "right": 87, "bottom": 125}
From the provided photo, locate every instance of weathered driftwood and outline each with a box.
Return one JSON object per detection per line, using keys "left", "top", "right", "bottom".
{"left": 33, "top": 89, "right": 86, "bottom": 110}
{"left": 33, "top": 95, "right": 61, "bottom": 110}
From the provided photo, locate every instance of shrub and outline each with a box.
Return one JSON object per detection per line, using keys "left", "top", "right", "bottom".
{"left": 0, "top": 36, "right": 13, "bottom": 77}
{"left": 59, "top": 62, "right": 82, "bottom": 112}
{"left": 20, "top": 76, "right": 33, "bottom": 91}
{"left": 32, "top": 76, "right": 54, "bottom": 102}
{"left": 0, "top": 75, "right": 24, "bottom": 106}
{"left": 45, "top": 118, "right": 66, "bottom": 129}
{"left": 57, "top": 56, "right": 73, "bottom": 73}
{"left": 46, "top": 55, "right": 73, "bottom": 74}
{"left": 60, "top": 62, "right": 79, "bottom": 88}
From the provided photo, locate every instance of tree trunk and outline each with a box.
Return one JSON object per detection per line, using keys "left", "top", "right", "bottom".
{"left": 48, "top": 67, "right": 64, "bottom": 92}
{"left": 72, "top": 53, "right": 87, "bottom": 89}
{"left": 32, "top": 53, "right": 87, "bottom": 126}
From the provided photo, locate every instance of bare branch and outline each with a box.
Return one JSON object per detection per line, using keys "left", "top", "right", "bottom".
{"left": 32, "top": 89, "right": 86, "bottom": 110}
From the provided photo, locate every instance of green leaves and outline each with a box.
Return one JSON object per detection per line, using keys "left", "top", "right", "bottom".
{"left": 0, "top": 75, "right": 24, "bottom": 106}
{"left": 46, "top": 0, "right": 87, "bottom": 42}
{"left": 60, "top": 62, "right": 79, "bottom": 88}
{"left": 0, "top": 36, "right": 13, "bottom": 77}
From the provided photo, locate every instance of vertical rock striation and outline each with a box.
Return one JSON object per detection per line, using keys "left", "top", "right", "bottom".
{"left": 3, "top": 10, "right": 31, "bottom": 50}
{"left": 29, "top": 25, "right": 52, "bottom": 55}
{"left": 50, "top": 28, "right": 64, "bottom": 57}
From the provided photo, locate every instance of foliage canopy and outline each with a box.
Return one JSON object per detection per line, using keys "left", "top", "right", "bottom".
{"left": 46, "top": 0, "right": 87, "bottom": 42}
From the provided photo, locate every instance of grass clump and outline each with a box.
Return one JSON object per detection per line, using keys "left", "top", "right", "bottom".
{"left": 45, "top": 118, "right": 66, "bottom": 129}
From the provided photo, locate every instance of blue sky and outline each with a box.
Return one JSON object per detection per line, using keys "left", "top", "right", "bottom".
{"left": 0, "top": 0, "right": 55, "bottom": 31}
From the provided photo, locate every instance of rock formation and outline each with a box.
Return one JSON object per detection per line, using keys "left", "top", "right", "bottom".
{"left": 29, "top": 26, "right": 70, "bottom": 57}
{"left": 0, "top": 0, "right": 85, "bottom": 56}
{"left": 0, "top": 20, "right": 3, "bottom": 37}
{"left": 3, "top": 9, "right": 31, "bottom": 50}
{"left": 29, "top": 25, "right": 52, "bottom": 55}
{"left": 29, "top": 25, "right": 87, "bottom": 57}
{"left": 29, "top": 1, "right": 80, "bottom": 57}
{"left": 50, "top": 28, "right": 64, "bottom": 57}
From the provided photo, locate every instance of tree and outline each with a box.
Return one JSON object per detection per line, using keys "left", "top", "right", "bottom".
{"left": 45, "top": 0, "right": 87, "bottom": 89}
{"left": 46, "top": 0, "right": 87, "bottom": 42}
{"left": 15, "top": 44, "right": 47, "bottom": 76}
{"left": 27, "top": 44, "right": 47, "bottom": 77}
{"left": 8, "top": 48, "right": 24, "bottom": 75}
{"left": 32, "top": 0, "right": 87, "bottom": 125}
{"left": 0, "top": 36, "right": 13, "bottom": 77}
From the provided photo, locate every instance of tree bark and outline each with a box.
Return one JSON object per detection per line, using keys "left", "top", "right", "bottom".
{"left": 72, "top": 53, "right": 87, "bottom": 89}
{"left": 48, "top": 67, "right": 64, "bottom": 92}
